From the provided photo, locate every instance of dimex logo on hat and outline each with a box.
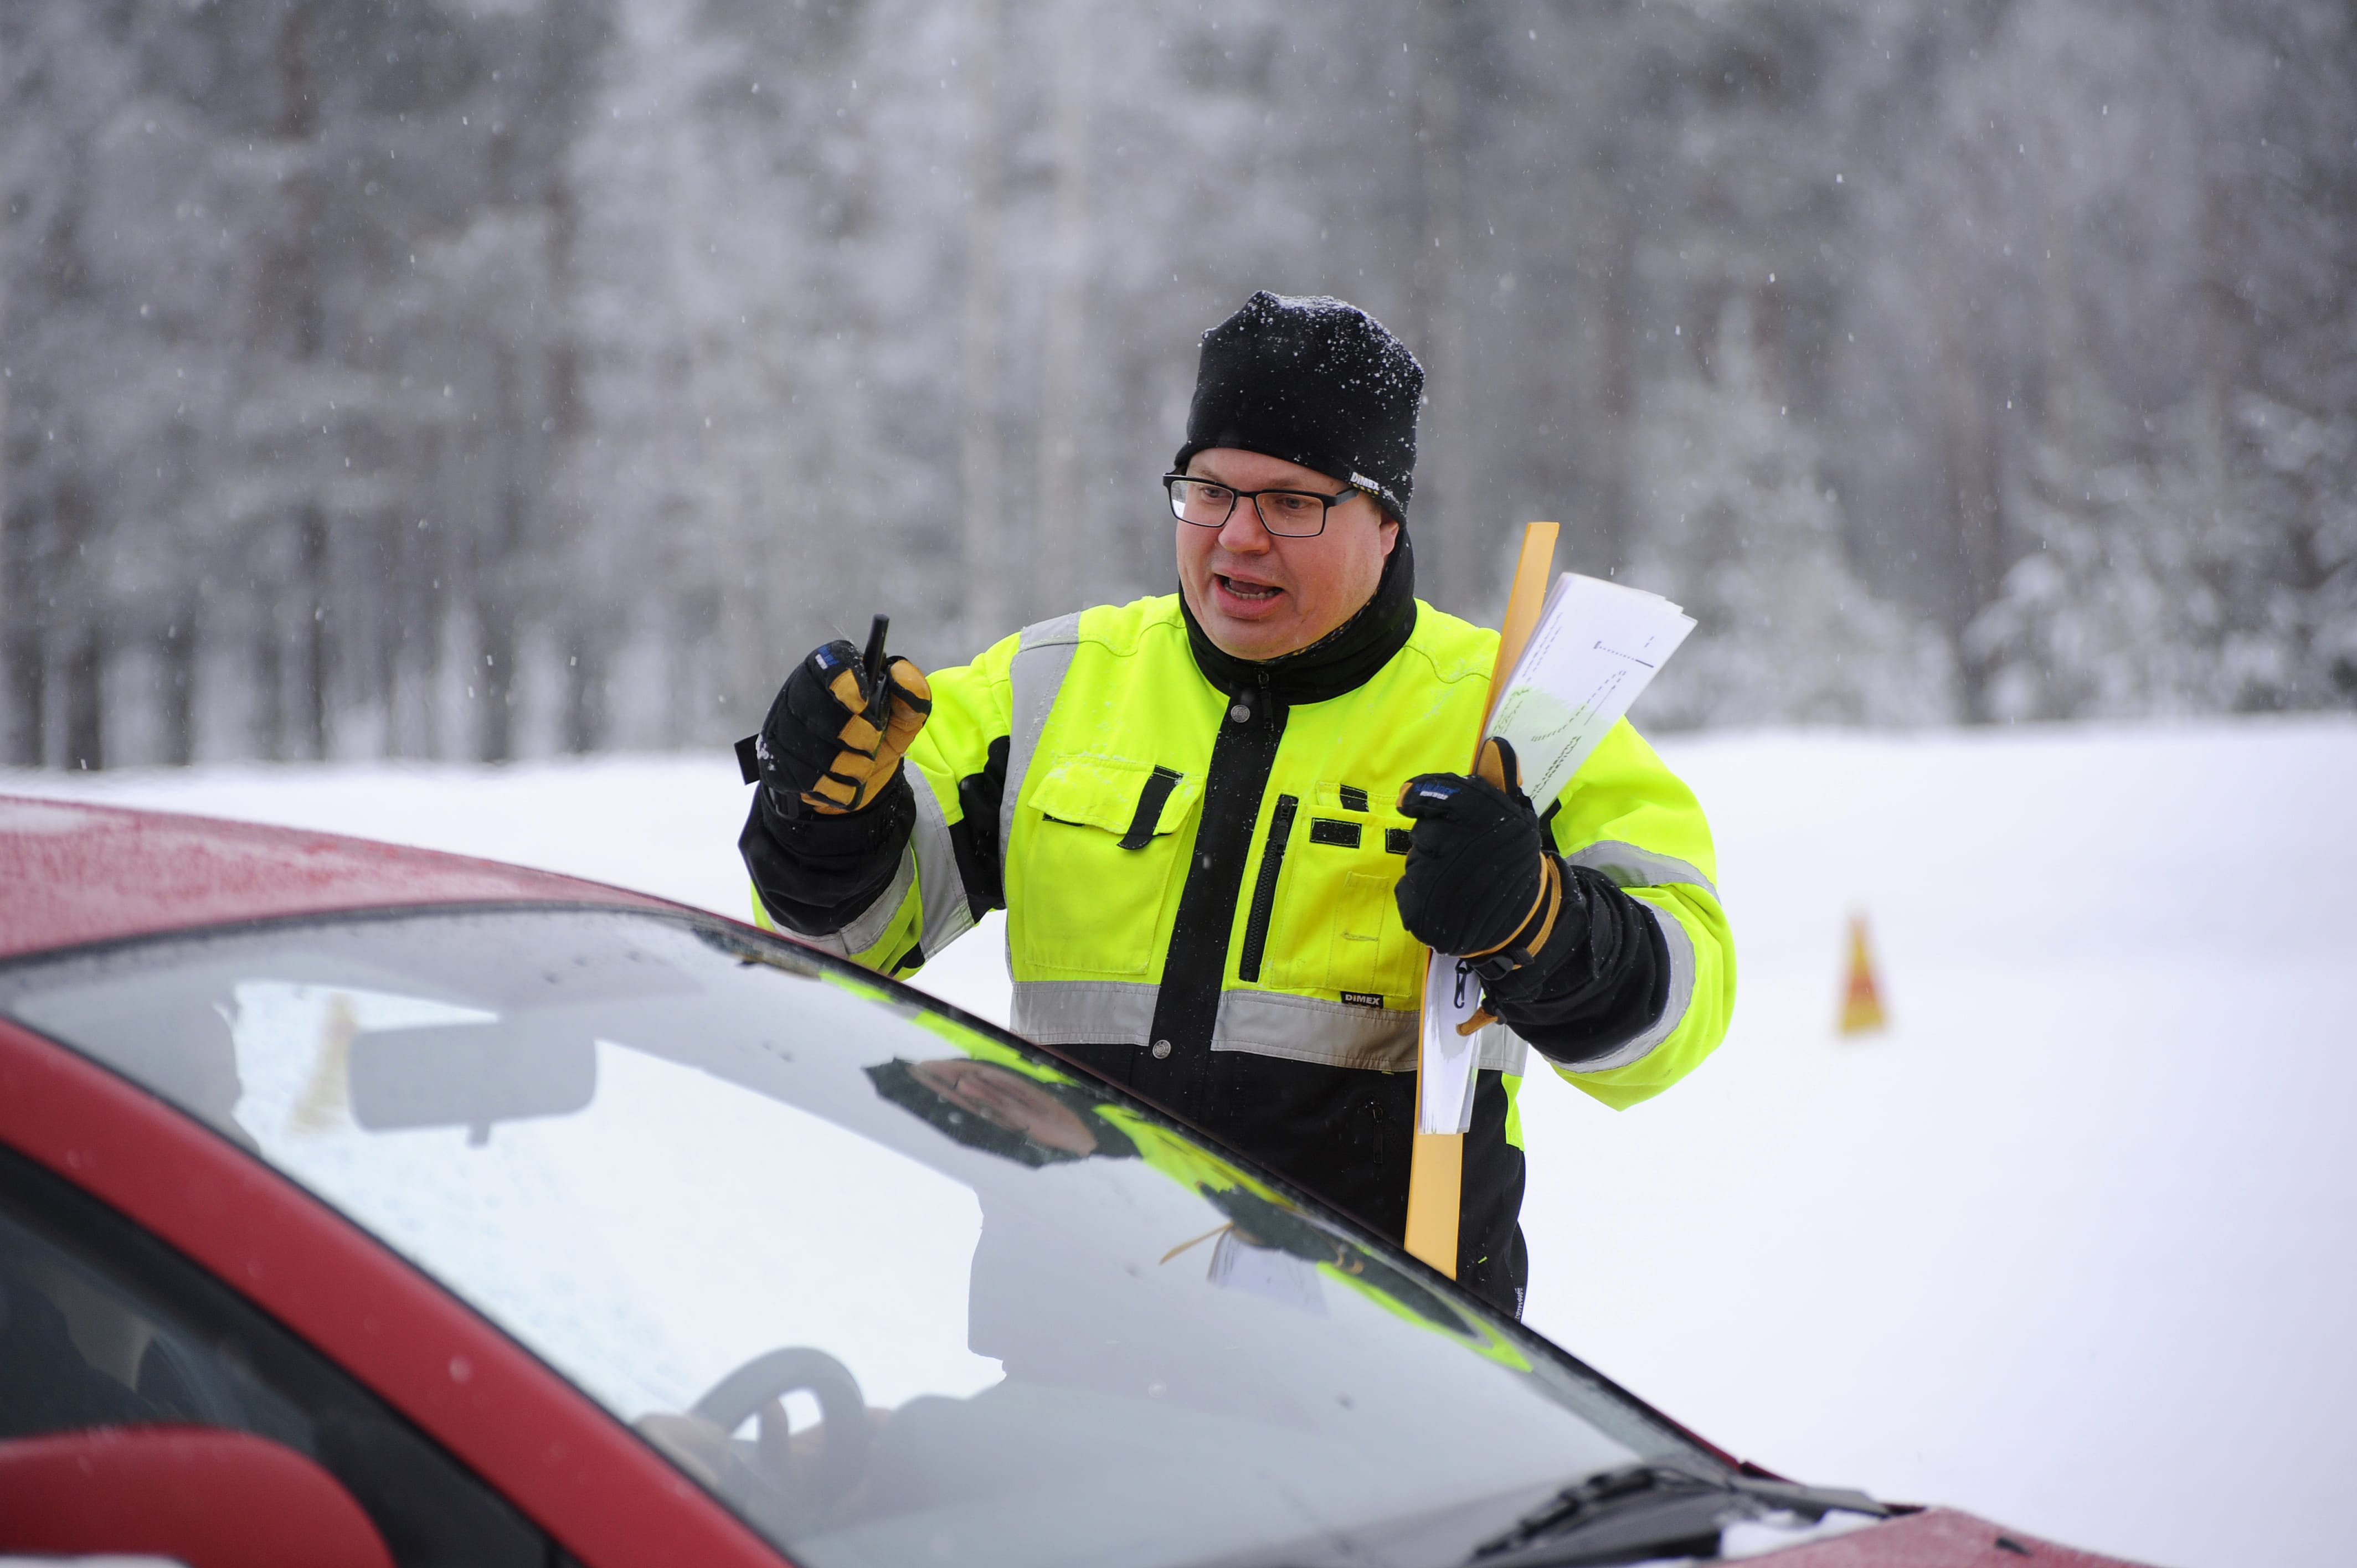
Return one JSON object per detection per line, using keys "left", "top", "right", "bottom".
{"left": 1176, "top": 292, "right": 1424, "bottom": 521}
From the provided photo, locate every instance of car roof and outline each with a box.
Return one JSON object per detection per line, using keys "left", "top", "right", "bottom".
{"left": 0, "top": 793, "right": 678, "bottom": 962}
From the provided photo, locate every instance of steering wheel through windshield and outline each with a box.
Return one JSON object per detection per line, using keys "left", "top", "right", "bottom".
{"left": 670, "top": 1347, "right": 871, "bottom": 1533}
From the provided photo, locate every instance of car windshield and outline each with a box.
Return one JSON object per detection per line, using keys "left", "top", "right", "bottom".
{"left": 0, "top": 907, "right": 1705, "bottom": 1568}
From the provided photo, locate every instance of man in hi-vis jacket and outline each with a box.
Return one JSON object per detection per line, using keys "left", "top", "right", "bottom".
{"left": 739, "top": 291, "right": 1732, "bottom": 1314}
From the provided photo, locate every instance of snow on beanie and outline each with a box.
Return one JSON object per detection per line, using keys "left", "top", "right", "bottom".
{"left": 1174, "top": 291, "right": 1424, "bottom": 520}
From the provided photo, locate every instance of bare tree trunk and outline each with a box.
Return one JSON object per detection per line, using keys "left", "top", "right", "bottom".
{"left": 539, "top": 2, "right": 600, "bottom": 751}
{"left": 0, "top": 502, "right": 39, "bottom": 767}
{"left": 1031, "top": 0, "right": 1091, "bottom": 621}
{"left": 1582, "top": 194, "right": 1637, "bottom": 573}
{"left": 253, "top": 595, "right": 286, "bottom": 761}
{"left": 269, "top": 6, "right": 324, "bottom": 358}
{"left": 548, "top": 161, "right": 604, "bottom": 753}
{"left": 297, "top": 503, "right": 328, "bottom": 759}
{"left": 162, "top": 602, "right": 197, "bottom": 766}
{"left": 267, "top": 6, "right": 322, "bottom": 761}
{"left": 7, "top": 130, "right": 97, "bottom": 768}
{"left": 63, "top": 625, "right": 101, "bottom": 771}
{"left": 957, "top": 0, "right": 1008, "bottom": 650}
{"left": 476, "top": 343, "right": 527, "bottom": 764}
{"left": 1938, "top": 319, "right": 2005, "bottom": 720}
{"left": 1411, "top": 0, "right": 1472, "bottom": 607}
{"left": 559, "top": 634, "right": 601, "bottom": 753}
{"left": 45, "top": 476, "right": 101, "bottom": 770}
{"left": 365, "top": 510, "right": 397, "bottom": 755}
{"left": 0, "top": 244, "right": 13, "bottom": 766}
{"left": 477, "top": 604, "right": 514, "bottom": 762}
{"left": 564, "top": 641, "right": 605, "bottom": 755}
{"left": 410, "top": 435, "right": 447, "bottom": 762}
{"left": 477, "top": 518, "right": 519, "bottom": 763}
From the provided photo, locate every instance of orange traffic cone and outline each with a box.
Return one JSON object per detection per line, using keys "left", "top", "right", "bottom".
{"left": 1839, "top": 915, "right": 1887, "bottom": 1036}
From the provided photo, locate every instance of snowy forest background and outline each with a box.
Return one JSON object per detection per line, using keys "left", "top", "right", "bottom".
{"left": 2, "top": 0, "right": 2352, "bottom": 769}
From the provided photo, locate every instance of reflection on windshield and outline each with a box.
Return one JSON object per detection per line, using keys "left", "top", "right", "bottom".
{"left": 869, "top": 1056, "right": 1129, "bottom": 1164}
{"left": 1, "top": 910, "right": 1701, "bottom": 1568}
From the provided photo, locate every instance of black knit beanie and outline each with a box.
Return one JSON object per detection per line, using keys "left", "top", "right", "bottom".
{"left": 1173, "top": 291, "right": 1424, "bottom": 520}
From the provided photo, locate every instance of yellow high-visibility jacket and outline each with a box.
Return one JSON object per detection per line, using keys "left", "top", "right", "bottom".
{"left": 759, "top": 590, "right": 1732, "bottom": 1307}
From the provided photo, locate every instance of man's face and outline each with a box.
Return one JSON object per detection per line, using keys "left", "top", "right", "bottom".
{"left": 908, "top": 1058, "right": 1099, "bottom": 1156}
{"left": 1175, "top": 447, "right": 1399, "bottom": 662}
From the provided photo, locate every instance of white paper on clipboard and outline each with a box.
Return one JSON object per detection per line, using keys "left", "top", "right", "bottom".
{"left": 1416, "top": 572, "right": 1694, "bottom": 1135}
{"left": 1486, "top": 574, "right": 1696, "bottom": 809}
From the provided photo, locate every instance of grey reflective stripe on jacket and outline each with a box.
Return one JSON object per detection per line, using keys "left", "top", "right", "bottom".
{"left": 999, "top": 611, "right": 1085, "bottom": 886}
{"left": 1220, "top": 991, "right": 1530, "bottom": 1077}
{"left": 1012, "top": 979, "right": 1531, "bottom": 1076}
{"left": 808, "top": 845, "right": 918, "bottom": 962}
{"left": 1010, "top": 978, "right": 1157, "bottom": 1048}
{"left": 1565, "top": 840, "right": 1720, "bottom": 904}
{"left": 815, "top": 735, "right": 979, "bottom": 964}
{"left": 1004, "top": 890, "right": 1694, "bottom": 1077}
{"left": 910, "top": 778, "right": 976, "bottom": 957}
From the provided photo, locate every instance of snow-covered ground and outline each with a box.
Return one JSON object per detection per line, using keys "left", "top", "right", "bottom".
{"left": 9, "top": 714, "right": 2352, "bottom": 1568}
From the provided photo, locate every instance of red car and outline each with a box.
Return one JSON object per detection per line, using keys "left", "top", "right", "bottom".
{"left": 0, "top": 795, "right": 2146, "bottom": 1568}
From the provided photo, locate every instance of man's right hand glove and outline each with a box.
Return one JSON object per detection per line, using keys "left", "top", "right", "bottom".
{"left": 739, "top": 638, "right": 933, "bottom": 939}
{"left": 755, "top": 639, "right": 932, "bottom": 817}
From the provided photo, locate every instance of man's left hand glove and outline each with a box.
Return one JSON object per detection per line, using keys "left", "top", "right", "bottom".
{"left": 1399, "top": 739, "right": 1673, "bottom": 1060}
{"left": 1395, "top": 737, "right": 1574, "bottom": 981}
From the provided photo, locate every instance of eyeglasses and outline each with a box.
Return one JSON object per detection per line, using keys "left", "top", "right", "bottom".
{"left": 1163, "top": 474, "right": 1363, "bottom": 538}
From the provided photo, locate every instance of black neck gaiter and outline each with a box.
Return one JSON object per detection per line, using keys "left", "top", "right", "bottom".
{"left": 1179, "top": 530, "right": 1420, "bottom": 705}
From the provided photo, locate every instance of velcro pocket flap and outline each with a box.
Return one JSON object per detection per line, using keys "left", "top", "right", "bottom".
{"left": 1028, "top": 755, "right": 1201, "bottom": 840}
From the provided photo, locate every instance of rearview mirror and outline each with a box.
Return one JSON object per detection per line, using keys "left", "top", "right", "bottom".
{"left": 349, "top": 1018, "right": 596, "bottom": 1141}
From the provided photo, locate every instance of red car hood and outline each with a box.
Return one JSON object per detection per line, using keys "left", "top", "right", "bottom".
{"left": 0, "top": 793, "right": 674, "bottom": 962}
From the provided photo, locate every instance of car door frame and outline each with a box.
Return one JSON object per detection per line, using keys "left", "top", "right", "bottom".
{"left": 0, "top": 1008, "right": 786, "bottom": 1568}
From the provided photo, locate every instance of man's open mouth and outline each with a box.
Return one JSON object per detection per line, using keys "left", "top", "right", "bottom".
{"left": 1216, "top": 575, "right": 1283, "bottom": 602}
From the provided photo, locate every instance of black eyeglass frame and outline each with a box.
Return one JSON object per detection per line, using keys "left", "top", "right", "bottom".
{"left": 1161, "top": 473, "right": 1368, "bottom": 538}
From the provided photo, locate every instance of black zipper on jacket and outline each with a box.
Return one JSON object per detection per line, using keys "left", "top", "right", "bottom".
{"left": 1136, "top": 542, "right": 1420, "bottom": 1121}
{"left": 1237, "top": 793, "right": 1298, "bottom": 983}
{"left": 1139, "top": 672, "right": 1284, "bottom": 1117}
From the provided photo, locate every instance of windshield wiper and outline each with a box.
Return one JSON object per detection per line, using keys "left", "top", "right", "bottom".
{"left": 1466, "top": 1461, "right": 1890, "bottom": 1568}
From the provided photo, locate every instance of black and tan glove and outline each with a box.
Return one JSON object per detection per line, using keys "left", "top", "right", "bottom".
{"left": 1394, "top": 736, "right": 1669, "bottom": 1060}
{"left": 1394, "top": 739, "right": 1569, "bottom": 1030}
{"left": 752, "top": 639, "right": 933, "bottom": 816}
{"left": 738, "top": 638, "right": 932, "bottom": 940}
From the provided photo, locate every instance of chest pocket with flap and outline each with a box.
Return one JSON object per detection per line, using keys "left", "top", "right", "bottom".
{"left": 1014, "top": 755, "right": 1201, "bottom": 975}
{"left": 1266, "top": 781, "right": 1421, "bottom": 1004}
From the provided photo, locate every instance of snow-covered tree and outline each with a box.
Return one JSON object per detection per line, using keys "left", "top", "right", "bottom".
{"left": 1630, "top": 296, "right": 1954, "bottom": 728}
{"left": 4, "top": 0, "right": 2351, "bottom": 766}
